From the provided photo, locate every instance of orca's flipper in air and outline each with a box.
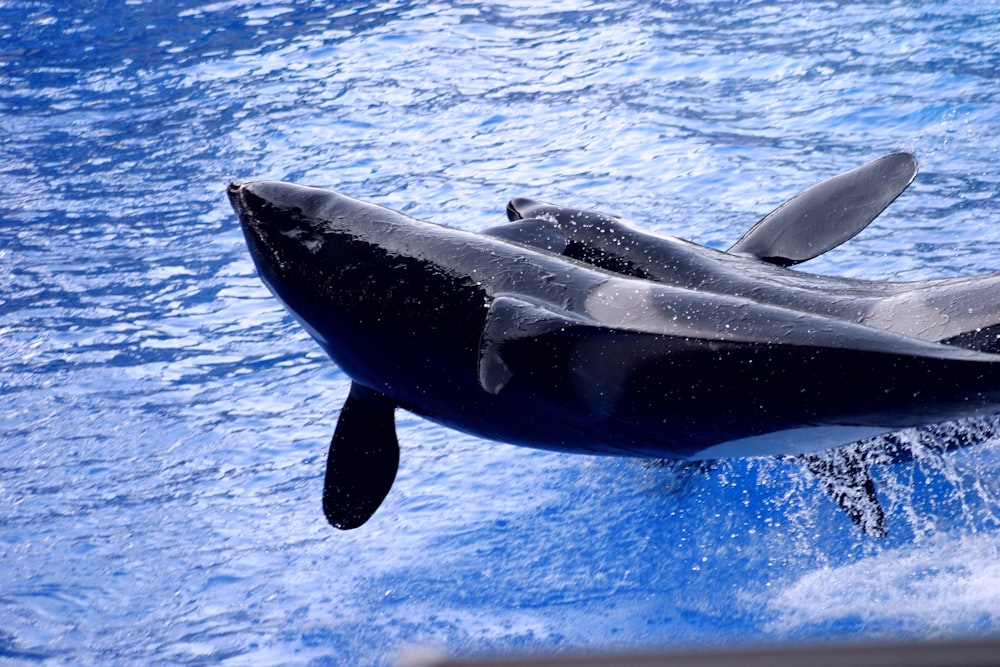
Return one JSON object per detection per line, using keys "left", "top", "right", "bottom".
{"left": 729, "top": 152, "right": 918, "bottom": 267}
{"left": 802, "top": 447, "right": 887, "bottom": 538}
{"left": 323, "top": 382, "right": 399, "bottom": 530}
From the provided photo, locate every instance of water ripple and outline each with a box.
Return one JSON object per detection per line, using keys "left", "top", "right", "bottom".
{"left": 2, "top": 0, "right": 1000, "bottom": 663}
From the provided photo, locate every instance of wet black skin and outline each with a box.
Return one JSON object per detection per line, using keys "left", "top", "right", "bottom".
{"left": 499, "top": 208, "right": 1000, "bottom": 351}
{"left": 229, "top": 180, "right": 606, "bottom": 452}
{"left": 228, "top": 171, "right": 1000, "bottom": 531}
{"left": 230, "top": 180, "right": 1000, "bottom": 452}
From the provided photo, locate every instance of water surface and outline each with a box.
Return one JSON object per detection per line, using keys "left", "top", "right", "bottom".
{"left": 2, "top": 1, "right": 1000, "bottom": 664}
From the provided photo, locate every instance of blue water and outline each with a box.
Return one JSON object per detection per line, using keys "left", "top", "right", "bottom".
{"left": 3, "top": 1, "right": 1000, "bottom": 664}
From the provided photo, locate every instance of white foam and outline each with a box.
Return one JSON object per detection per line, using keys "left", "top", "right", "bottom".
{"left": 767, "top": 532, "right": 1000, "bottom": 632}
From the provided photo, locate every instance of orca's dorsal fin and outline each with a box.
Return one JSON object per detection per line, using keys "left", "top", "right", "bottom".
{"left": 481, "top": 218, "right": 568, "bottom": 254}
{"left": 801, "top": 447, "right": 887, "bottom": 538}
{"left": 729, "top": 152, "right": 918, "bottom": 267}
{"left": 322, "top": 382, "right": 399, "bottom": 530}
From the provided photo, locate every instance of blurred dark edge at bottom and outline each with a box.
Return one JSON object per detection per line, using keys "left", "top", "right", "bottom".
{"left": 398, "top": 638, "right": 1000, "bottom": 667}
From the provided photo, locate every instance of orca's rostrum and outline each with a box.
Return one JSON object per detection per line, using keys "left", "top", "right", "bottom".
{"left": 228, "top": 153, "right": 1000, "bottom": 537}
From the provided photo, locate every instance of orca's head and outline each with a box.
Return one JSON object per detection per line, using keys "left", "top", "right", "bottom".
{"left": 229, "top": 180, "right": 491, "bottom": 404}
{"left": 228, "top": 179, "right": 414, "bottom": 282}
{"left": 227, "top": 180, "right": 411, "bottom": 359}
{"left": 228, "top": 180, "right": 365, "bottom": 268}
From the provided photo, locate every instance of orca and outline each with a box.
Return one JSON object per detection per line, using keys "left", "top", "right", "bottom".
{"left": 228, "top": 153, "right": 1000, "bottom": 535}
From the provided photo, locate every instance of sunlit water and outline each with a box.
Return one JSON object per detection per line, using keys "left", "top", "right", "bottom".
{"left": 2, "top": 1, "right": 1000, "bottom": 664}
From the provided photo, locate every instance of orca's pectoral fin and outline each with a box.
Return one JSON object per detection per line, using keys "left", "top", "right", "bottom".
{"left": 481, "top": 218, "right": 569, "bottom": 255}
{"left": 729, "top": 152, "right": 918, "bottom": 267}
{"left": 478, "top": 295, "right": 595, "bottom": 395}
{"left": 322, "top": 382, "right": 399, "bottom": 530}
{"left": 801, "top": 447, "right": 887, "bottom": 539}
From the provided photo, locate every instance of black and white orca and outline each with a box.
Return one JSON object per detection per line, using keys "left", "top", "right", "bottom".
{"left": 229, "top": 153, "right": 1000, "bottom": 537}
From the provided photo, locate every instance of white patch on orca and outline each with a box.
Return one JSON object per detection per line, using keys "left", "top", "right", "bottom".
{"left": 696, "top": 425, "right": 892, "bottom": 459}
{"left": 583, "top": 279, "right": 746, "bottom": 340}
{"left": 865, "top": 293, "right": 951, "bottom": 341}
{"left": 584, "top": 281, "right": 680, "bottom": 332}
